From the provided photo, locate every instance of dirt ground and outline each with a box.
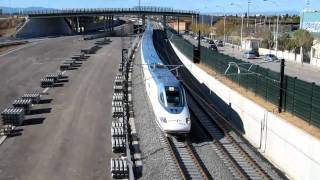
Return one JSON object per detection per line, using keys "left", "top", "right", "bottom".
{"left": 0, "top": 16, "right": 26, "bottom": 37}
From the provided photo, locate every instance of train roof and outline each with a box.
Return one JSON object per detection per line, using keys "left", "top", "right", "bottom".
{"left": 141, "top": 24, "right": 181, "bottom": 87}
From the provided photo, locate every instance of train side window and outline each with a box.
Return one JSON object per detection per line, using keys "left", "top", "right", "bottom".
{"left": 160, "top": 92, "right": 165, "bottom": 104}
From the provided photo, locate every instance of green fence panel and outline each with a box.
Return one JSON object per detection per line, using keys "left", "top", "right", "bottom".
{"left": 284, "top": 76, "right": 296, "bottom": 114}
{"left": 166, "top": 29, "right": 320, "bottom": 129}
{"left": 311, "top": 85, "right": 320, "bottom": 127}
{"left": 293, "top": 79, "right": 313, "bottom": 121}
{"left": 167, "top": 30, "right": 194, "bottom": 60}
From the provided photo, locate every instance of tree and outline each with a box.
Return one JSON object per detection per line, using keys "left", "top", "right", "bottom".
{"left": 260, "top": 29, "right": 274, "bottom": 49}
{"left": 278, "top": 33, "right": 291, "bottom": 51}
{"left": 213, "top": 18, "right": 239, "bottom": 38}
{"left": 191, "top": 23, "right": 211, "bottom": 36}
{"left": 293, "top": 29, "right": 314, "bottom": 50}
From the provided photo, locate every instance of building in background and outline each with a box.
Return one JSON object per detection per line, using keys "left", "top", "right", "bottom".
{"left": 300, "top": 10, "right": 320, "bottom": 66}
{"left": 169, "top": 21, "right": 190, "bottom": 33}
{"left": 300, "top": 10, "right": 320, "bottom": 38}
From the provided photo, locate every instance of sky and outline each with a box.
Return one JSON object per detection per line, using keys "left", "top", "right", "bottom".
{"left": 1, "top": 0, "right": 320, "bottom": 14}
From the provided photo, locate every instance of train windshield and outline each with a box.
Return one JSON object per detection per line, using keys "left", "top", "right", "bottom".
{"left": 165, "top": 86, "right": 184, "bottom": 107}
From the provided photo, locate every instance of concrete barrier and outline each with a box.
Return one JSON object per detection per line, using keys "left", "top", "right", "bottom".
{"left": 170, "top": 41, "right": 320, "bottom": 180}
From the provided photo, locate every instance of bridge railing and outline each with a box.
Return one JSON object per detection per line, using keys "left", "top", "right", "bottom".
{"left": 23, "top": 7, "right": 197, "bottom": 16}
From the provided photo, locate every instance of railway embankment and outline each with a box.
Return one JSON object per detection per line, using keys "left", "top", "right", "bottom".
{"left": 169, "top": 40, "right": 320, "bottom": 180}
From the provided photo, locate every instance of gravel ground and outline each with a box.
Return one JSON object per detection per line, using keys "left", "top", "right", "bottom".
{"left": 229, "top": 132, "right": 288, "bottom": 180}
{"left": 189, "top": 113, "right": 235, "bottom": 180}
{"left": 132, "top": 44, "right": 179, "bottom": 180}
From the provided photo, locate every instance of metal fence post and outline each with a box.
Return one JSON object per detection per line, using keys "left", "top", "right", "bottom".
{"left": 283, "top": 75, "right": 288, "bottom": 112}
{"left": 310, "top": 82, "right": 315, "bottom": 124}
{"left": 265, "top": 69, "right": 269, "bottom": 101}
{"left": 292, "top": 77, "right": 297, "bottom": 116}
{"left": 278, "top": 59, "right": 285, "bottom": 113}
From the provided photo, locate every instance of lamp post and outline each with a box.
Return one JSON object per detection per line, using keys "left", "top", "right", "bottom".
{"left": 216, "top": 5, "right": 226, "bottom": 43}
{"left": 230, "top": 3, "right": 244, "bottom": 46}
{"left": 195, "top": 8, "right": 199, "bottom": 31}
{"left": 263, "top": 0, "right": 279, "bottom": 54}
{"left": 247, "top": 0, "right": 251, "bottom": 28}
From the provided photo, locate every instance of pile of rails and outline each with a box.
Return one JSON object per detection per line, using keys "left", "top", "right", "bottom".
{"left": 41, "top": 72, "right": 64, "bottom": 88}
{"left": 0, "top": 39, "right": 107, "bottom": 137}
{"left": 110, "top": 63, "right": 129, "bottom": 179}
{"left": 110, "top": 37, "right": 141, "bottom": 180}
{"left": 1, "top": 91, "right": 41, "bottom": 134}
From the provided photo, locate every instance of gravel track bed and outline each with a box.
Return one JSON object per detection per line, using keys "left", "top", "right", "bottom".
{"left": 229, "top": 132, "right": 287, "bottom": 179}
{"left": 189, "top": 114, "right": 235, "bottom": 180}
{"left": 132, "top": 45, "right": 178, "bottom": 180}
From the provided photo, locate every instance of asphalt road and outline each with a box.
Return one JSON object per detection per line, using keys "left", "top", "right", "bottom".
{"left": 0, "top": 36, "right": 123, "bottom": 180}
{"left": 183, "top": 34, "right": 320, "bottom": 85}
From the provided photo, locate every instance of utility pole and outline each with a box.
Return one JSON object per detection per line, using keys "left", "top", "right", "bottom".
{"left": 241, "top": 15, "right": 244, "bottom": 45}
{"left": 177, "top": 16, "right": 180, "bottom": 34}
{"left": 138, "top": 0, "right": 141, "bottom": 33}
{"left": 215, "top": 5, "right": 225, "bottom": 42}
{"left": 230, "top": 3, "right": 244, "bottom": 46}
{"left": 254, "top": 18, "right": 257, "bottom": 35}
{"left": 263, "top": 0, "right": 279, "bottom": 54}
{"left": 224, "top": 15, "right": 226, "bottom": 43}
{"left": 211, "top": 15, "right": 214, "bottom": 40}
{"left": 247, "top": 0, "right": 251, "bottom": 28}
{"left": 275, "top": 15, "right": 279, "bottom": 53}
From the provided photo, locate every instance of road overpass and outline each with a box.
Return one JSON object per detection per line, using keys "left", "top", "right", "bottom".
{"left": 23, "top": 7, "right": 198, "bottom": 18}
{"left": 13, "top": 7, "right": 198, "bottom": 39}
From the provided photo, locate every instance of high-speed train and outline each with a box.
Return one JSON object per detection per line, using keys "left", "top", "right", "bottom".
{"left": 140, "top": 24, "right": 191, "bottom": 134}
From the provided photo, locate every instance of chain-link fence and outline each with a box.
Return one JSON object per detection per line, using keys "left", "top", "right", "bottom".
{"left": 167, "top": 29, "right": 320, "bottom": 128}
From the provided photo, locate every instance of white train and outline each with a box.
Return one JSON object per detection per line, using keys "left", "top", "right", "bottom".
{"left": 140, "top": 24, "right": 191, "bottom": 134}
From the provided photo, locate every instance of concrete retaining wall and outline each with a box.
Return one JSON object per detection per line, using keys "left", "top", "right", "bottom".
{"left": 170, "top": 41, "right": 320, "bottom": 180}
{"left": 16, "top": 17, "right": 73, "bottom": 39}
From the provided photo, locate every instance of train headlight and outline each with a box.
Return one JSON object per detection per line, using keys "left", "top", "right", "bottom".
{"left": 160, "top": 117, "right": 167, "bottom": 123}
{"left": 186, "top": 117, "right": 191, "bottom": 124}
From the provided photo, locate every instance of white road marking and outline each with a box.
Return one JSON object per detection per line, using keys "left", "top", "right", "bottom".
{"left": 0, "top": 136, "right": 6, "bottom": 145}
{"left": 42, "top": 88, "right": 49, "bottom": 93}
{"left": 0, "top": 41, "right": 41, "bottom": 57}
{"left": 0, "top": 126, "right": 16, "bottom": 145}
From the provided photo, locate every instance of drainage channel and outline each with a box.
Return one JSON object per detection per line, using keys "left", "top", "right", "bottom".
{"left": 184, "top": 83, "right": 270, "bottom": 180}
{"left": 164, "top": 135, "right": 210, "bottom": 180}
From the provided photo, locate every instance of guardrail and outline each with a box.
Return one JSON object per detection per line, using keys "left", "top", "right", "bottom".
{"left": 17, "top": 7, "right": 197, "bottom": 17}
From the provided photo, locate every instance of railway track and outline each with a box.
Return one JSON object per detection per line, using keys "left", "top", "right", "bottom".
{"left": 184, "top": 82, "right": 270, "bottom": 180}
{"left": 153, "top": 28, "right": 284, "bottom": 179}
{"left": 162, "top": 134, "right": 210, "bottom": 180}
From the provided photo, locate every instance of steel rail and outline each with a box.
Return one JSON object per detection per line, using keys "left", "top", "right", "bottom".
{"left": 164, "top": 135, "right": 210, "bottom": 180}
{"left": 183, "top": 81, "right": 270, "bottom": 180}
